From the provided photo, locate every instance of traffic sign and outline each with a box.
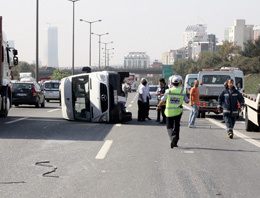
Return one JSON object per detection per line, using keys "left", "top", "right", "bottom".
{"left": 162, "top": 65, "right": 174, "bottom": 78}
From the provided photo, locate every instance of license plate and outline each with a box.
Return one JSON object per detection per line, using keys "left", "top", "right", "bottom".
{"left": 17, "top": 93, "right": 27, "bottom": 96}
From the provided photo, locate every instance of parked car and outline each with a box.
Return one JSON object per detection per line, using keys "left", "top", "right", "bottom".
{"left": 11, "top": 82, "right": 45, "bottom": 108}
{"left": 43, "top": 81, "right": 61, "bottom": 102}
{"left": 149, "top": 85, "right": 159, "bottom": 107}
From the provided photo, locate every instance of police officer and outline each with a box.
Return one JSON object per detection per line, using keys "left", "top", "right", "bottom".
{"left": 157, "top": 76, "right": 189, "bottom": 148}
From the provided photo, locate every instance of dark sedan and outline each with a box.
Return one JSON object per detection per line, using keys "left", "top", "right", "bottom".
{"left": 11, "top": 82, "right": 45, "bottom": 108}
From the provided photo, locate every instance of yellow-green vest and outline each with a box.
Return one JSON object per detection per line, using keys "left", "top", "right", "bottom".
{"left": 165, "top": 87, "right": 185, "bottom": 117}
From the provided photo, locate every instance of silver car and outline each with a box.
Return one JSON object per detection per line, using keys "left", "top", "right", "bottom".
{"left": 149, "top": 85, "right": 159, "bottom": 107}
{"left": 43, "top": 81, "right": 61, "bottom": 102}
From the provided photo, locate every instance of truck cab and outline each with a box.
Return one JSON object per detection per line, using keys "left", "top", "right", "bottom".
{"left": 197, "top": 67, "right": 244, "bottom": 118}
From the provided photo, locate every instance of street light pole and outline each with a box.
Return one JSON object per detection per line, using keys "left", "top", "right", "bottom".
{"left": 36, "top": 0, "right": 39, "bottom": 82}
{"left": 80, "top": 19, "right": 101, "bottom": 66}
{"left": 101, "top": 41, "right": 113, "bottom": 67}
{"left": 106, "top": 48, "right": 114, "bottom": 67}
{"left": 92, "top": 32, "right": 108, "bottom": 70}
{"left": 68, "top": 0, "right": 79, "bottom": 75}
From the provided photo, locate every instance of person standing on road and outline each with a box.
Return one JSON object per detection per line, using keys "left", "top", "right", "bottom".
{"left": 138, "top": 79, "right": 148, "bottom": 121}
{"left": 156, "top": 78, "right": 169, "bottom": 124}
{"left": 157, "top": 76, "right": 189, "bottom": 148}
{"left": 122, "top": 78, "right": 131, "bottom": 112}
{"left": 218, "top": 79, "right": 244, "bottom": 139}
{"left": 188, "top": 80, "right": 199, "bottom": 128}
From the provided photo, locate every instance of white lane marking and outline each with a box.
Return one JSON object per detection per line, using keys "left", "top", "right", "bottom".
{"left": 115, "top": 124, "right": 122, "bottom": 127}
{"left": 183, "top": 104, "right": 192, "bottom": 111}
{"left": 128, "top": 104, "right": 132, "bottom": 108}
{"left": 95, "top": 140, "right": 113, "bottom": 160}
{"left": 5, "top": 117, "right": 28, "bottom": 124}
{"left": 206, "top": 118, "right": 260, "bottom": 148}
{"left": 131, "top": 101, "right": 134, "bottom": 103}
{"left": 48, "top": 108, "right": 61, "bottom": 113}
{"left": 184, "top": 151, "right": 194, "bottom": 154}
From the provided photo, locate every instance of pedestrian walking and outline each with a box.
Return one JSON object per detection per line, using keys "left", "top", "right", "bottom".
{"left": 156, "top": 78, "right": 168, "bottom": 124}
{"left": 157, "top": 76, "right": 189, "bottom": 148}
{"left": 138, "top": 79, "right": 148, "bottom": 121}
{"left": 188, "top": 80, "right": 199, "bottom": 128}
{"left": 217, "top": 79, "right": 244, "bottom": 139}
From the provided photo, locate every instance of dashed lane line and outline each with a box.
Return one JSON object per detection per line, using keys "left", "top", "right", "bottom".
{"left": 5, "top": 117, "right": 28, "bottom": 124}
{"left": 128, "top": 104, "right": 132, "bottom": 108}
{"left": 47, "top": 109, "right": 61, "bottom": 113}
{"left": 95, "top": 140, "right": 113, "bottom": 160}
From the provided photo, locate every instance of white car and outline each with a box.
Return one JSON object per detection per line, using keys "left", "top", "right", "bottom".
{"left": 149, "top": 85, "right": 159, "bottom": 107}
{"left": 43, "top": 81, "right": 61, "bottom": 102}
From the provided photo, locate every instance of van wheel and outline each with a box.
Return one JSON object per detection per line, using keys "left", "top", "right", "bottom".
{"left": 197, "top": 111, "right": 201, "bottom": 118}
{"left": 46, "top": 99, "right": 50, "bottom": 102}
{"left": 245, "top": 106, "right": 259, "bottom": 132}
{"left": 201, "top": 112, "right": 206, "bottom": 118}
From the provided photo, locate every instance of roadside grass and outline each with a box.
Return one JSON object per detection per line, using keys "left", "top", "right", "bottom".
{"left": 244, "top": 73, "right": 260, "bottom": 94}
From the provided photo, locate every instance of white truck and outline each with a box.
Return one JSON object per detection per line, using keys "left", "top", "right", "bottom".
{"left": 197, "top": 67, "right": 244, "bottom": 118}
{"left": 0, "top": 16, "right": 18, "bottom": 117}
{"left": 243, "top": 90, "right": 260, "bottom": 132}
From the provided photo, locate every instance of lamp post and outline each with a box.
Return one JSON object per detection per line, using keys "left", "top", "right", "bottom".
{"left": 91, "top": 32, "right": 108, "bottom": 70}
{"left": 80, "top": 19, "right": 101, "bottom": 66}
{"left": 101, "top": 41, "right": 113, "bottom": 67}
{"left": 36, "top": 0, "right": 39, "bottom": 81}
{"left": 106, "top": 48, "right": 114, "bottom": 67}
{"left": 68, "top": 0, "right": 79, "bottom": 75}
{"left": 107, "top": 52, "right": 114, "bottom": 68}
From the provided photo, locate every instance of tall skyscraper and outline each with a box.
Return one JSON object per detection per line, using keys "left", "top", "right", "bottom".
{"left": 183, "top": 24, "right": 208, "bottom": 47}
{"left": 43, "top": 26, "right": 59, "bottom": 68}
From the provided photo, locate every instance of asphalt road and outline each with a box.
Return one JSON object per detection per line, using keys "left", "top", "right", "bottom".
{"left": 1, "top": 92, "right": 260, "bottom": 198}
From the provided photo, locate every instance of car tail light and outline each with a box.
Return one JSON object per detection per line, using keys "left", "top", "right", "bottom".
{"left": 238, "top": 103, "right": 241, "bottom": 108}
{"left": 33, "top": 85, "right": 37, "bottom": 96}
{"left": 203, "top": 103, "right": 206, "bottom": 106}
{"left": 199, "top": 103, "right": 201, "bottom": 106}
{"left": 10, "top": 84, "right": 13, "bottom": 90}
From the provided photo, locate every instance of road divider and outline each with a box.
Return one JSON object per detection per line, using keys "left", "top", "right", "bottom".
{"left": 95, "top": 140, "right": 113, "bottom": 160}
{"left": 5, "top": 117, "right": 28, "bottom": 124}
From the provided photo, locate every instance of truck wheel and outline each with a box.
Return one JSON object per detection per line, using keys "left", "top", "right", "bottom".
{"left": 197, "top": 111, "right": 201, "bottom": 118}
{"left": 0, "top": 91, "right": 9, "bottom": 117}
{"left": 245, "top": 107, "right": 259, "bottom": 132}
{"left": 201, "top": 111, "right": 206, "bottom": 118}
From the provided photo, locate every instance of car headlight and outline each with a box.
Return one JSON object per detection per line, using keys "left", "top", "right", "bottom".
{"left": 96, "top": 74, "right": 106, "bottom": 83}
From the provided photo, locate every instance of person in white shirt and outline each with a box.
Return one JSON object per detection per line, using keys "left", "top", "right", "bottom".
{"left": 138, "top": 79, "right": 148, "bottom": 121}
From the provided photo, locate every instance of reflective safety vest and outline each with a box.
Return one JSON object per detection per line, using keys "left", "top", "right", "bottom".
{"left": 165, "top": 87, "right": 185, "bottom": 117}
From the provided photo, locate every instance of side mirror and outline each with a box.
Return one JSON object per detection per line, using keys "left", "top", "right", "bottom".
{"left": 13, "top": 56, "right": 18, "bottom": 66}
{"left": 13, "top": 49, "right": 18, "bottom": 56}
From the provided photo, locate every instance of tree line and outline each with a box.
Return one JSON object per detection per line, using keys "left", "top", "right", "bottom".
{"left": 172, "top": 39, "right": 260, "bottom": 78}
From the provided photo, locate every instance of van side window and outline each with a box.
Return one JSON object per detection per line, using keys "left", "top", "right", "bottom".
{"left": 235, "top": 77, "right": 243, "bottom": 89}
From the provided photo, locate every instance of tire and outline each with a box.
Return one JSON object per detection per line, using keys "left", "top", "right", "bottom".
{"left": 46, "top": 99, "right": 50, "bottom": 102}
{"left": 0, "top": 90, "right": 10, "bottom": 117}
{"left": 197, "top": 111, "right": 201, "bottom": 118}
{"left": 15, "top": 104, "right": 19, "bottom": 107}
{"left": 201, "top": 111, "right": 206, "bottom": 118}
{"left": 41, "top": 98, "right": 45, "bottom": 108}
{"left": 245, "top": 106, "right": 259, "bottom": 132}
{"left": 35, "top": 98, "right": 40, "bottom": 108}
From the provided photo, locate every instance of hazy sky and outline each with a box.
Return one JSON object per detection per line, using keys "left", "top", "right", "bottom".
{"left": 1, "top": 0, "right": 259, "bottom": 68}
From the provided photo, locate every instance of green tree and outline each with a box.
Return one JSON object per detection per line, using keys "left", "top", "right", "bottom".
{"left": 12, "top": 61, "right": 36, "bottom": 79}
{"left": 217, "top": 41, "right": 241, "bottom": 62}
{"left": 50, "top": 69, "right": 70, "bottom": 80}
{"left": 240, "top": 38, "right": 260, "bottom": 58}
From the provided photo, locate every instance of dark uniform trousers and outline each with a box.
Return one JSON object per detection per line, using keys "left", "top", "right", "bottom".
{"left": 138, "top": 100, "right": 146, "bottom": 121}
{"left": 166, "top": 113, "right": 182, "bottom": 142}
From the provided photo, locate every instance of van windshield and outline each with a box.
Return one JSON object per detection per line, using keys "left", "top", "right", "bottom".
{"left": 44, "top": 83, "right": 60, "bottom": 89}
{"left": 187, "top": 78, "right": 197, "bottom": 86}
{"left": 202, "top": 75, "right": 231, "bottom": 84}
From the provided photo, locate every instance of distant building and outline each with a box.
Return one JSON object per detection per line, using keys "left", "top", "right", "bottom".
{"left": 162, "top": 48, "right": 189, "bottom": 64}
{"left": 151, "top": 59, "right": 162, "bottom": 67}
{"left": 183, "top": 24, "right": 208, "bottom": 47}
{"left": 253, "top": 25, "right": 260, "bottom": 42}
{"left": 224, "top": 19, "right": 254, "bottom": 50}
{"left": 43, "top": 26, "right": 59, "bottom": 68}
{"left": 124, "top": 52, "right": 150, "bottom": 68}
